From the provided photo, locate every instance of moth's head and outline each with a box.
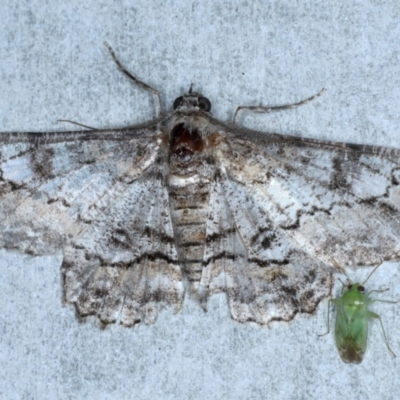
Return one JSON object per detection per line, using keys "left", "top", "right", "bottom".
{"left": 172, "top": 84, "right": 212, "bottom": 113}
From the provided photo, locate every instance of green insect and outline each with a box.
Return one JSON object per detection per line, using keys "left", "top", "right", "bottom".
{"left": 320, "top": 262, "right": 399, "bottom": 364}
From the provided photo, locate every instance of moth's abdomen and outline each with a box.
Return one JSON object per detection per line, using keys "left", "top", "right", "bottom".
{"left": 167, "top": 121, "right": 216, "bottom": 286}
{"left": 168, "top": 178, "right": 212, "bottom": 286}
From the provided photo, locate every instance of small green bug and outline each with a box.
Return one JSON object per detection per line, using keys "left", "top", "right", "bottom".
{"left": 320, "top": 262, "right": 399, "bottom": 364}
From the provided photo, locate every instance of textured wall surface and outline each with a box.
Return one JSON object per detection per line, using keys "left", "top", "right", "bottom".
{"left": 1, "top": 1, "right": 400, "bottom": 399}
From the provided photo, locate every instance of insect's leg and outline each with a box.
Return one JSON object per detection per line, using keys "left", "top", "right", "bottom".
{"left": 104, "top": 42, "right": 162, "bottom": 117}
{"left": 232, "top": 88, "right": 326, "bottom": 124}
{"left": 367, "top": 311, "right": 397, "bottom": 357}
{"left": 318, "top": 298, "right": 337, "bottom": 337}
{"left": 369, "top": 297, "right": 400, "bottom": 305}
{"left": 369, "top": 288, "right": 389, "bottom": 293}
{"left": 57, "top": 119, "right": 96, "bottom": 130}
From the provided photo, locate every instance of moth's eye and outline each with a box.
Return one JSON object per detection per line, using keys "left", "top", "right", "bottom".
{"left": 358, "top": 285, "right": 365, "bottom": 292}
{"left": 198, "top": 96, "right": 212, "bottom": 112}
{"left": 173, "top": 96, "right": 184, "bottom": 110}
{"left": 348, "top": 284, "right": 353, "bottom": 290}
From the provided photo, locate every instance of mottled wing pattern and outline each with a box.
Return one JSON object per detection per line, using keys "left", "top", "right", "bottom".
{"left": 63, "top": 163, "right": 184, "bottom": 326}
{"left": 199, "top": 170, "right": 331, "bottom": 324}
{"left": 0, "top": 128, "right": 184, "bottom": 325}
{"left": 200, "top": 130, "right": 400, "bottom": 324}
{"left": 218, "top": 132, "right": 400, "bottom": 267}
{"left": 2, "top": 111, "right": 400, "bottom": 327}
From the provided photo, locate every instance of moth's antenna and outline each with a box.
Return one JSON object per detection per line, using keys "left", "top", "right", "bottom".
{"left": 189, "top": 83, "right": 194, "bottom": 94}
{"left": 57, "top": 119, "right": 96, "bottom": 130}
{"left": 233, "top": 88, "right": 326, "bottom": 124}
{"left": 103, "top": 41, "right": 162, "bottom": 117}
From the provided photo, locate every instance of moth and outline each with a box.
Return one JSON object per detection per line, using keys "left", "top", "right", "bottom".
{"left": 320, "top": 263, "right": 399, "bottom": 364}
{"left": 1, "top": 43, "right": 400, "bottom": 327}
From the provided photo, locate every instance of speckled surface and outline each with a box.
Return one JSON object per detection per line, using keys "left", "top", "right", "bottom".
{"left": 1, "top": 1, "right": 400, "bottom": 399}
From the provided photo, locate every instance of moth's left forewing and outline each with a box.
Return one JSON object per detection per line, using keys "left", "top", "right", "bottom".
{"left": 215, "top": 128, "right": 400, "bottom": 268}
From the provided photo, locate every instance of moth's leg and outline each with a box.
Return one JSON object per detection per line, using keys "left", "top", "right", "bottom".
{"left": 367, "top": 310, "right": 396, "bottom": 357}
{"left": 57, "top": 119, "right": 96, "bottom": 130}
{"left": 104, "top": 42, "right": 162, "bottom": 117}
{"left": 318, "top": 298, "right": 337, "bottom": 337}
{"left": 233, "top": 88, "right": 326, "bottom": 124}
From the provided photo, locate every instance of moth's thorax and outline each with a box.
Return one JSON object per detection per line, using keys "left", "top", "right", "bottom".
{"left": 166, "top": 113, "right": 217, "bottom": 175}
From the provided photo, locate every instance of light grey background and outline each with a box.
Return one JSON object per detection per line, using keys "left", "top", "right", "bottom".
{"left": 1, "top": 1, "right": 400, "bottom": 399}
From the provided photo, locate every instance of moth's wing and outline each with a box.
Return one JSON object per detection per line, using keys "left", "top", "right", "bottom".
{"left": 334, "top": 303, "right": 367, "bottom": 364}
{"left": 0, "top": 127, "right": 159, "bottom": 254}
{"left": 62, "top": 165, "right": 184, "bottom": 326}
{"left": 199, "top": 126, "right": 400, "bottom": 324}
{"left": 0, "top": 126, "right": 184, "bottom": 325}
{"left": 215, "top": 128, "right": 400, "bottom": 268}
{"left": 199, "top": 169, "right": 333, "bottom": 324}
